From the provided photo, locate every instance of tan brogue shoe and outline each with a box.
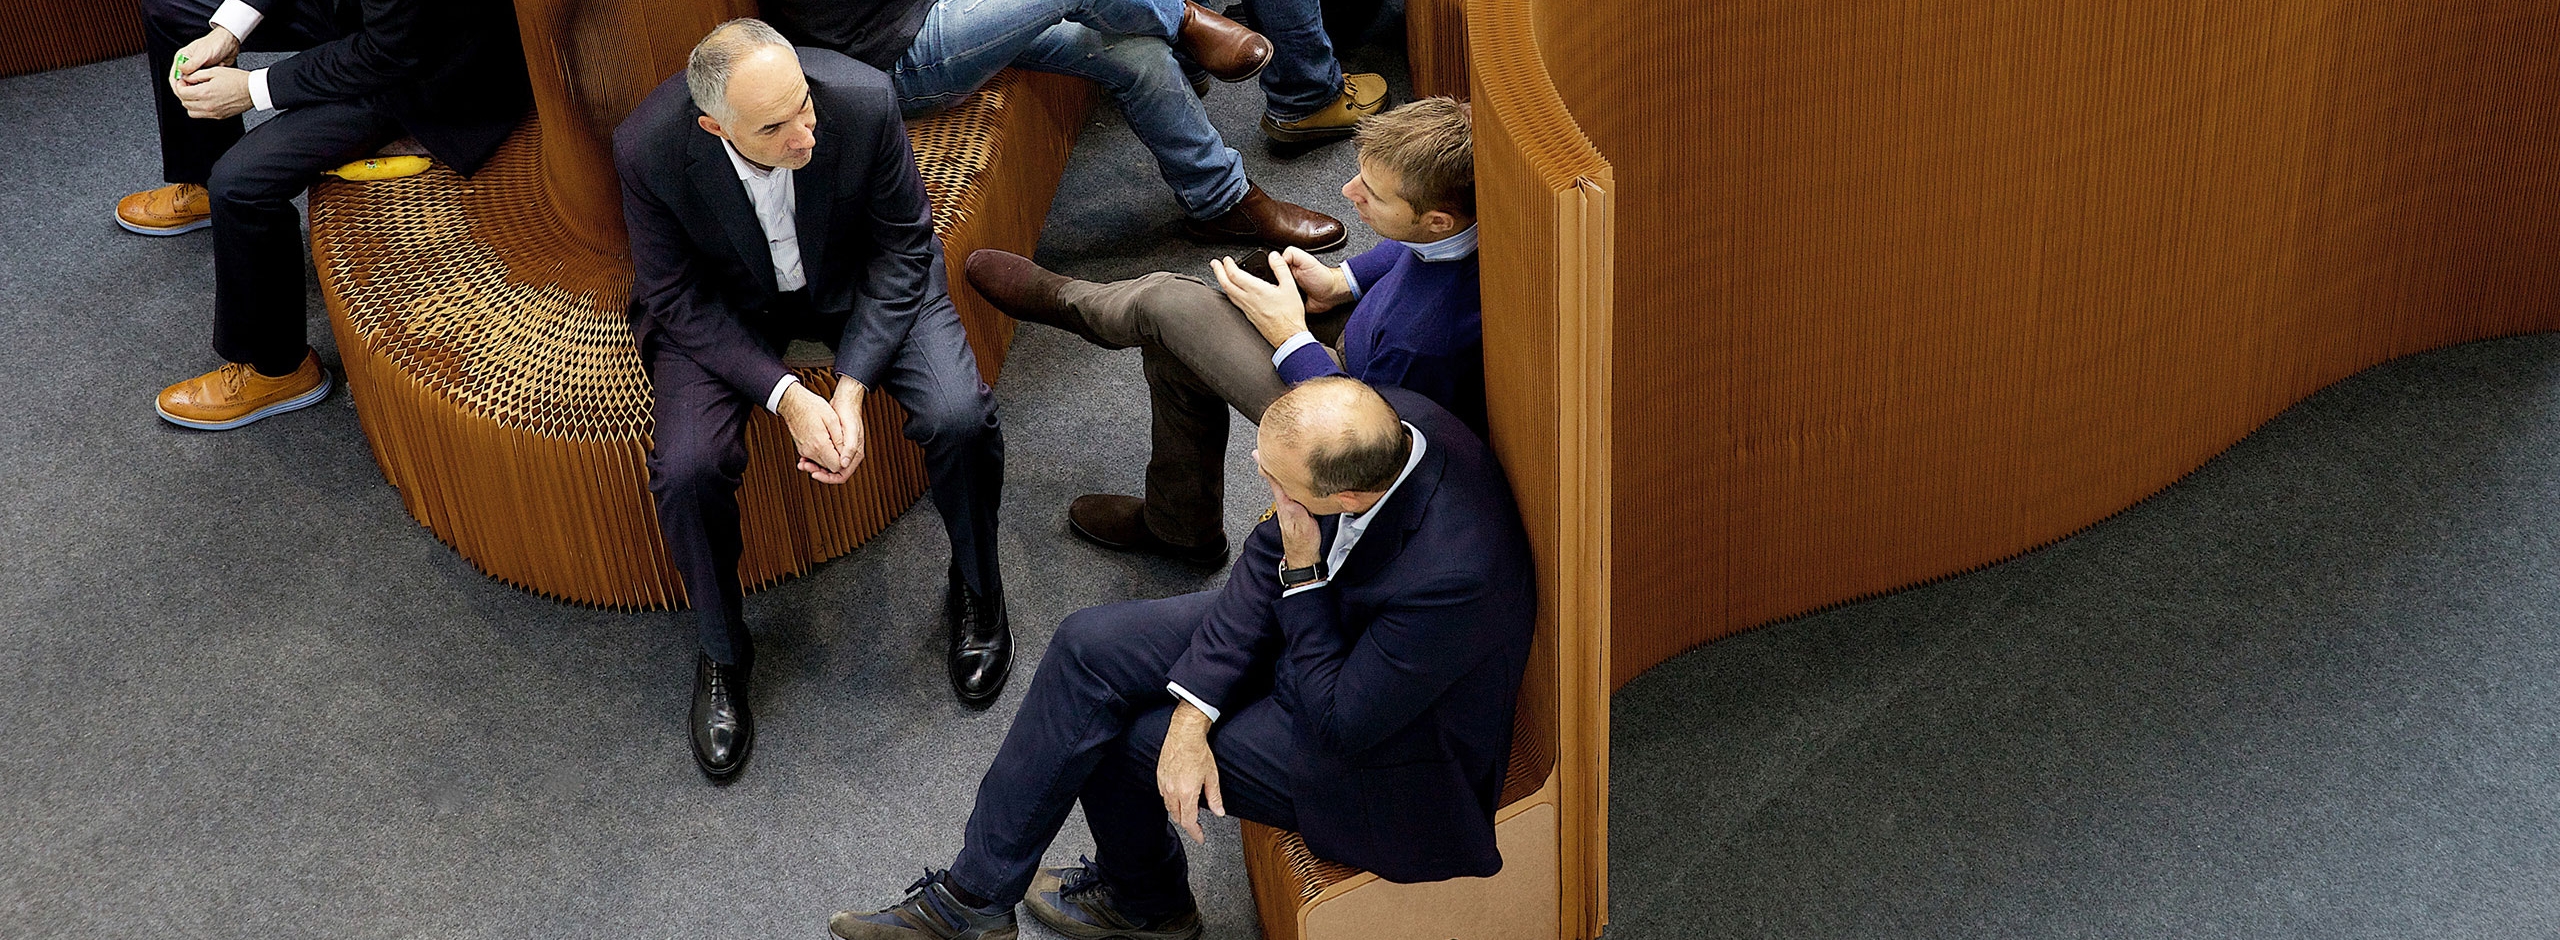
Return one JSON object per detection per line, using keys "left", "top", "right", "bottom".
{"left": 155, "top": 351, "right": 332, "bottom": 430}
{"left": 1180, "top": 183, "right": 1347, "bottom": 252}
{"left": 116, "top": 183, "right": 212, "bottom": 236}
{"left": 1178, "top": 0, "right": 1272, "bottom": 82}
{"left": 1260, "top": 72, "right": 1389, "bottom": 145}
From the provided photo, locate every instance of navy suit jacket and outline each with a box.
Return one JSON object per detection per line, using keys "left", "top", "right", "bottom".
{"left": 1166, "top": 386, "right": 1536, "bottom": 883}
{"left": 613, "top": 48, "right": 942, "bottom": 397}
{"left": 241, "top": 0, "right": 529, "bottom": 175}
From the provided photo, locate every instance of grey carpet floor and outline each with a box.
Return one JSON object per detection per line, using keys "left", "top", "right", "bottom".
{"left": 1611, "top": 335, "right": 2560, "bottom": 939}
{"left": 8, "top": 22, "right": 2560, "bottom": 940}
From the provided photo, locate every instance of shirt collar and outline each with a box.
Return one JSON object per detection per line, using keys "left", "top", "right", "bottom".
{"left": 721, "top": 138, "right": 779, "bottom": 181}
{"left": 1395, "top": 223, "right": 1478, "bottom": 263}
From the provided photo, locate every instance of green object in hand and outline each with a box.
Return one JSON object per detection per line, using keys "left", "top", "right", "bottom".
{"left": 172, "top": 53, "right": 189, "bottom": 81}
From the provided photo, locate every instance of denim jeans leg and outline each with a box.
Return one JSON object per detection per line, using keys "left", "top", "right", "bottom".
{"left": 1249, "top": 0, "right": 1343, "bottom": 120}
{"left": 1014, "top": 22, "right": 1250, "bottom": 218}
{"left": 892, "top": 0, "right": 1191, "bottom": 116}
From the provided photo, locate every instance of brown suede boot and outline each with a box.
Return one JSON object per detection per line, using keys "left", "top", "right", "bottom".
{"left": 1068, "top": 494, "right": 1228, "bottom": 567}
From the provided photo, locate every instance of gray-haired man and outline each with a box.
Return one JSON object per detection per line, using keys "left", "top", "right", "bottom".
{"left": 614, "top": 21, "right": 1011, "bottom": 781}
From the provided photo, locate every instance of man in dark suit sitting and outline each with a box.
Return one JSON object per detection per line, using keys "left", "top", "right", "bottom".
{"left": 965, "top": 97, "right": 1480, "bottom": 567}
{"left": 614, "top": 21, "right": 1011, "bottom": 781}
{"left": 127, "top": 0, "right": 528, "bottom": 430}
{"left": 827, "top": 376, "right": 1534, "bottom": 940}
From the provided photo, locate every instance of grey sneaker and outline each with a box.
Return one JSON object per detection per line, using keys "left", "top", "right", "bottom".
{"left": 1022, "top": 859, "right": 1203, "bottom": 940}
{"left": 828, "top": 870, "right": 1018, "bottom": 940}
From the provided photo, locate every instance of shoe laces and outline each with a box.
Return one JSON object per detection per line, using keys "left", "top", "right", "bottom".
{"left": 1058, "top": 856, "right": 1112, "bottom": 904}
{"left": 903, "top": 869, "right": 981, "bottom": 927}
{"left": 214, "top": 361, "right": 258, "bottom": 394}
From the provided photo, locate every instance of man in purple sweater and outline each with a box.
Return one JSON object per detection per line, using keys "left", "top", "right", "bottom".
{"left": 967, "top": 97, "right": 1480, "bottom": 565}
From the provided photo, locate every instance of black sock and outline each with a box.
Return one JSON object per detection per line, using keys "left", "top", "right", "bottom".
{"left": 943, "top": 876, "right": 996, "bottom": 911}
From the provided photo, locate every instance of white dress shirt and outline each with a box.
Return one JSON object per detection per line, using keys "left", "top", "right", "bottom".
{"left": 1268, "top": 224, "right": 1481, "bottom": 370}
{"left": 719, "top": 138, "right": 814, "bottom": 413}
{"left": 207, "top": 0, "right": 277, "bottom": 111}
{"left": 1166, "top": 422, "right": 1430, "bottom": 724}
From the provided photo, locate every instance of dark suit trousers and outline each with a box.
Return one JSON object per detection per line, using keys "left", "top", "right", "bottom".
{"left": 1052, "top": 272, "right": 1345, "bottom": 548}
{"left": 646, "top": 298, "right": 1005, "bottom": 665}
{"left": 145, "top": 0, "right": 401, "bottom": 374}
{"left": 949, "top": 590, "right": 1302, "bottom": 919}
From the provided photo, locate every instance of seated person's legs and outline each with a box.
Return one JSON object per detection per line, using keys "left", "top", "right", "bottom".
{"left": 964, "top": 252, "right": 1292, "bottom": 560}
{"left": 1244, "top": 0, "right": 1388, "bottom": 144}
{"left": 155, "top": 101, "right": 402, "bottom": 430}
{"left": 126, "top": 0, "right": 338, "bottom": 234}
{"left": 859, "top": 285, "right": 1013, "bottom": 705}
{"left": 639, "top": 342, "right": 759, "bottom": 779}
{"left": 830, "top": 592, "right": 1300, "bottom": 940}
{"left": 1012, "top": 22, "right": 1344, "bottom": 250}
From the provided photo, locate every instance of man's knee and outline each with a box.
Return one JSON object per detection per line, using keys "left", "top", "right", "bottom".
{"left": 647, "top": 429, "right": 746, "bottom": 501}
{"left": 1091, "top": 35, "right": 1182, "bottom": 94}
{"left": 205, "top": 149, "right": 307, "bottom": 214}
{"left": 906, "top": 381, "right": 999, "bottom": 447}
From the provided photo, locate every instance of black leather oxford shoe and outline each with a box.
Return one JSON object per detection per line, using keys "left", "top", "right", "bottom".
{"left": 946, "top": 567, "right": 1011, "bottom": 709}
{"left": 691, "top": 653, "right": 754, "bottom": 782}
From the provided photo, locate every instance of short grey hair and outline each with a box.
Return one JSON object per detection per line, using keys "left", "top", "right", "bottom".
{"left": 687, "top": 19, "right": 793, "bottom": 124}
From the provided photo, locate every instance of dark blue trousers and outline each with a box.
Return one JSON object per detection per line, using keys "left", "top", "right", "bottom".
{"left": 645, "top": 294, "right": 1004, "bottom": 666}
{"left": 949, "top": 591, "right": 1302, "bottom": 919}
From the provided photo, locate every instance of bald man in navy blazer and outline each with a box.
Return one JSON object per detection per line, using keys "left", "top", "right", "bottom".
{"left": 614, "top": 21, "right": 1008, "bottom": 782}
{"left": 829, "top": 377, "right": 1534, "bottom": 940}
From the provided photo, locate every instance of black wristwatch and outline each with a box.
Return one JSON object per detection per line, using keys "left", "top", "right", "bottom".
{"left": 1278, "top": 559, "right": 1329, "bottom": 588}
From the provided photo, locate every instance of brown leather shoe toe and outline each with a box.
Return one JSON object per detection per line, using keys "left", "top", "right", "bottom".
{"left": 1181, "top": 184, "right": 1347, "bottom": 253}
{"left": 1262, "top": 72, "right": 1391, "bottom": 145}
{"left": 1179, "top": 0, "right": 1273, "bottom": 82}
{"left": 155, "top": 351, "right": 331, "bottom": 431}
{"left": 1069, "top": 494, "right": 1229, "bottom": 567}
{"left": 117, "top": 183, "right": 212, "bottom": 236}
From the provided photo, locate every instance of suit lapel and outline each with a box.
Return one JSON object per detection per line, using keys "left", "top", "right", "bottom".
{"left": 792, "top": 105, "right": 846, "bottom": 295}
{"left": 687, "top": 126, "right": 779, "bottom": 297}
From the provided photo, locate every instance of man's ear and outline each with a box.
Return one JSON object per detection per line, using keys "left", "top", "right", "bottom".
{"left": 695, "top": 114, "right": 727, "bottom": 140}
{"left": 1420, "top": 209, "right": 1459, "bottom": 236}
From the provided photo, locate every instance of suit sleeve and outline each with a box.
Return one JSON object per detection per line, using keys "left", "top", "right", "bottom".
{"left": 619, "top": 153, "right": 792, "bottom": 396}
{"left": 1269, "top": 567, "right": 1506, "bottom": 757}
{"left": 264, "top": 0, "right": 438, "bottom": 109}
{"left": 831, "top": 104, "right": 938, "bottom": 389}
{"left": 1164, "top": 522, "right": 1289, "bottom": 712}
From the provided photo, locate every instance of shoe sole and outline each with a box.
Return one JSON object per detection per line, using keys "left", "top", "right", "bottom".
{"left": 1178, "top": 219, "right": 1350, "bottom": 255}
{"left": 118, "top": 215, "right": 211, "bottom": 236}
{"left": 1067, "top": 516, "right": 1229, "bottom": 568}
{"left": 1024, "top": 899, "right": 1203, "bottom": 940}
{"left": 1260, "top": 117, "right": 1361, "bottom": 145}
{"left": 155, "top": 371, "right": 333, "bottom": 431}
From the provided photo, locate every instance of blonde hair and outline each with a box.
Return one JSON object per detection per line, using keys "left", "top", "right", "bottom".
{"left": 1353, "top": 97, "right": 1474, "bottom": 218}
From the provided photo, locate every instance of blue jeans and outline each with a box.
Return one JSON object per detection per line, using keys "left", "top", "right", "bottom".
{"left": 1248, "top": 0, "right": 1346, "bottom": 121}
{"left": 894, "top": 0, "right": 1252, "bottom": 219}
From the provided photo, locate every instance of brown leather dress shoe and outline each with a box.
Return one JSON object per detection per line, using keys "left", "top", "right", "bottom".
{"left": 1178, "top": 1, "right": 1272, "bottom": 83}
{"left": 116, "top": 183, "right": 212, "bottom": 236}
{"left": 965, "top": 249, "right": 1087, "bottom": 335}
{"left": 1181, "top": 184, "right": 1347, "bottom": 252}
{"left": 155, "top": 351, "right": 332, "bottom": 430}
{"left": 1068, "top": 494, "right": 1228, "bottom": 567}
{"left": 1262, "top": 72, "right": 1390, "bottom": 144}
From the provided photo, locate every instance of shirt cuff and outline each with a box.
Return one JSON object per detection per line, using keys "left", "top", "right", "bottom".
{"left": 1270, "top": 331, "right": 1322, "bottom": 370}
{"left": 209, "top": 0, "right": 264, "bottom": 42}
{"left": 764, "top": 374, "right": 801, "bottom": 414}
{"left": 1166, "top": 682, "right": 1222, "bottom": 725}
{"left": 246, "top": 68, "right": 274, "bottom": 111}
{"left": 1280, "top": 579, "right": 1331, "bottom": 598}
{"left": 1340, "top": 263, "right": 1363, "bottom": 300}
